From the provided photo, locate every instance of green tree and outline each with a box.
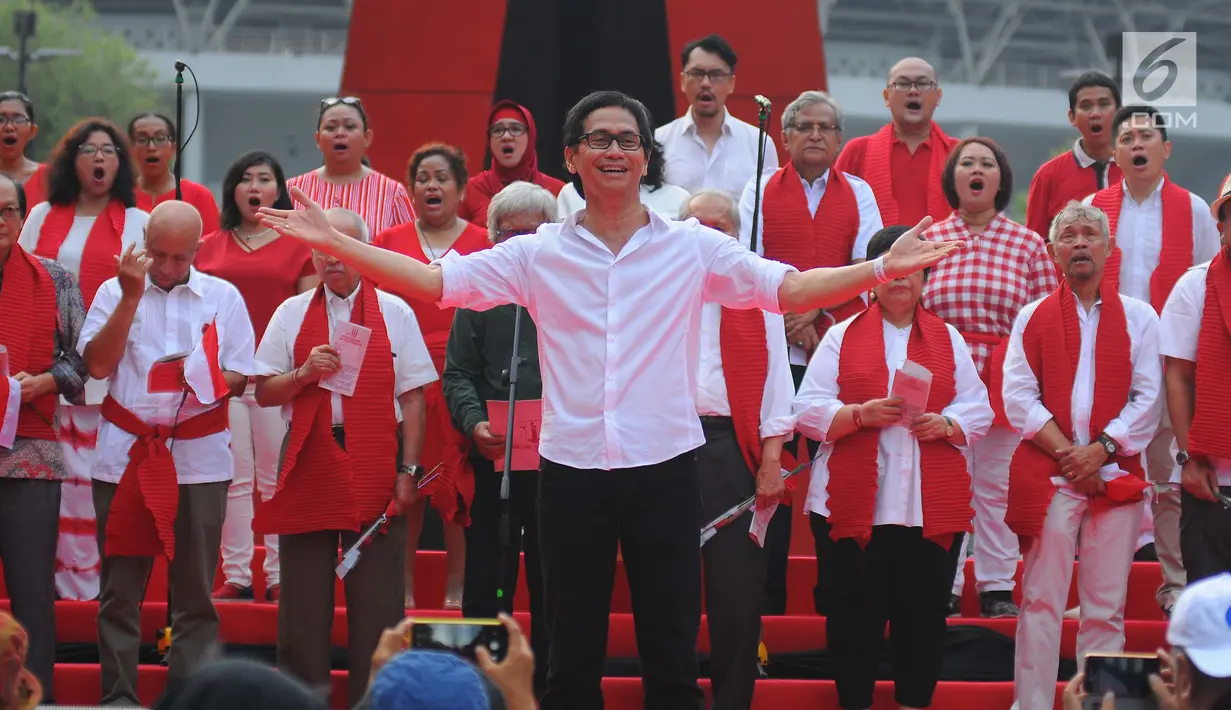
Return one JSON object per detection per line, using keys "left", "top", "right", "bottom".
{"left": 0, "top": 0, "right": 164, "bottom": 161}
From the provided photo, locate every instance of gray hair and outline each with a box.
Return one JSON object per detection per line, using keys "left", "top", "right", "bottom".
{"left": 325, "top": 207, "right": 369, "bottom": 243}
{"left": 1048, "top": 200, "right": 1110, "bottom": 243}
{"left": 679, "top": 188, "right": 741, "bottom": 234}
{"left": 486, "top": 181, "right": 558, "bottom": 241}
{"left": 782, "top": 90, "right": 844, "bottom": 134}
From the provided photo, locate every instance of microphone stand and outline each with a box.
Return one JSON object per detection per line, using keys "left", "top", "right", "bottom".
{"left": 494, "top": 305, "right": 525, "bottom": 604}
{"left": 749, "top": 98, "right": 772, "bottom": 255}
{"left": 174, "top": 61, "right": 185, "bottom": 200}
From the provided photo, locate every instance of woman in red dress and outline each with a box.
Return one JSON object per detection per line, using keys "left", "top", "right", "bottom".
{"left": 374, "top": 143, "right": 490, "bottom": 609}
{"left": 128, "top": 113, "right": 220, "bottom": 233}
{"left": 195, "top": 150, "right": 318, "bottom": 602}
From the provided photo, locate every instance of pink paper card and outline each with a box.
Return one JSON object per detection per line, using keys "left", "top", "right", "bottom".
{"left": 890, "top": 359, "right": 933, "bottom": 427}
{"left": 486, "top": 399, "right": 543, "bottom": 471}
{"left": 320, "top": 322, "right": 372, "bottom": 398}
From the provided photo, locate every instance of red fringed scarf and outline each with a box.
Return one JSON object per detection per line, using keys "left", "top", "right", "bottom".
{"left": 761, "top": 163, "right": 866, "bottom": 336}
{"left": 1005, "top": 282, "right": 1145, "bottom": 547}
{"left": 825, "top": 303, "right": 970, "bottom": 549}
{"left": 100, "top": 395, "right": 230, "bottom": 559}
{"left": 1090, "top": 177, "right": 1193, "bottom": 313}
{"left": 0, "top": 245, "right": 58, "bottom": 439}
{"left": 862, "top": 122, "right": 955, "bottom": 225}
{"left": 34, "top": 200, "right": 126, "bottom": 309}
{"left": 254, "top": 281, "right": 398, "bottom": 535}
{"left": 1190, "top": 250, "right": 1231, "bottom": 461}
{"left": 720, "top": 307, "right": 770, "bottom": 473}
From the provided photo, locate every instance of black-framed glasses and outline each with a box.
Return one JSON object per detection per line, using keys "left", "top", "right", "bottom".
{"left": 489, "top": 123, "right": 527, "bottom": 138}
{"left": 134, "top": 134, "right": 172, "bottom": 147}
{"left": 79, "top": 144, "right": 118, "bottom": 157}
{"left": 684, "top": 69, "right": 732, "bottom": 83}
{"left": 578, "top": 132, "right": 644, "bottom": 151}
{"left": 889, "top": 79, "right": 937, "bottom": 93}
{"left": 0, "top": 115, "right": 30, "bottom": 127}
{"left": 493, "top": 225, "right": 541, "bottom": 241}
{"left": 790, "top": 122, "right": 841, "bottom": 136}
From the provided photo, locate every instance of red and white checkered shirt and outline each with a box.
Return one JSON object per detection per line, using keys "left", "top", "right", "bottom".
{"left": 922, "top": 213, "right": 1058, "bottom": 372}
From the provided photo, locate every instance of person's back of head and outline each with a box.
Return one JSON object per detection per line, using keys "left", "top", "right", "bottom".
{"left": 0, "top": 612, "right": 40, "bottom": 710}
{"left": 1167, "top": 573, "right": 1231, "bottom": 710}
{"left": 368, "top": 651, "right": 506, "bottom": 710}
{"left": 156, "top": 658, "right": 328, "bottom": 710}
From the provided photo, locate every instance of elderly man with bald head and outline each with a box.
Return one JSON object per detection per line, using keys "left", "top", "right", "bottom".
{"left": 834, "top": 56, "right": 958, "bottom": 227}
{"left": 78, "top": 199, "right": 256, "bottom": 705}
{"left": 253, "top": 207, "right": 436, "bottom": 704}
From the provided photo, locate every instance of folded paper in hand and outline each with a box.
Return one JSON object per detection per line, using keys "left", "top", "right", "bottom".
{"left": 486, "top": 399, "right": 543, "bottom": 471}
{"left": 148, "top": 353, "right": 188, "bottom": 394}
{"left": 320, "top": 322, "right": 371, "bottom": 398}
{"left": 891, "top": 359, "right": 932, "bottom": 427}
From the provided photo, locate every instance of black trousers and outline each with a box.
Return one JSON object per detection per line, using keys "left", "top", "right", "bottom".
{"left": 0, "top": 477, "right": 60, "bottom": 699}
{"left": 538, "top": 453, "right": 704, "bottom": 710}
{"left": 698, "top": 417, "right": 766, "bottom": 710}
{"left": 462, "top": 456, "right": 548, "bottom": 697}
{"left": 822, "top": 523, "right": 962, "bottom": 710}
{"left": 1181, "top": 487, "right": 1231, "bottom": 583}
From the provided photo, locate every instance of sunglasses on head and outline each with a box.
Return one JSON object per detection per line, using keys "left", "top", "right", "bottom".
{"left": 321, "top": 96, "right": 363, "bottom": 110}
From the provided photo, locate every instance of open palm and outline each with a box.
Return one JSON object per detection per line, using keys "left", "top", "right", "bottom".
{"left": 883, "top": 216, "right": 965, "bottom": 279}
{"left": 257, "top": 186, "right": 336, "bottom": 248}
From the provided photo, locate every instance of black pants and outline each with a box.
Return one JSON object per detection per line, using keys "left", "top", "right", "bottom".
{"left": 538, "top": 453, "right": 704, "bottom": 710}
{"left": 698, "top": 417, "right": 766, "bottom": 710}
{"left": 1181, "top": 487, "right": 1231, "bottom": 583}
{"left": 824, "top": 524, "right": 962, "bottom": 710}
{"left": 0, "top": 477, "right": 60, "bottom": 699}
{"left": 462, "top": 457, "right": 548, "bottom": 697}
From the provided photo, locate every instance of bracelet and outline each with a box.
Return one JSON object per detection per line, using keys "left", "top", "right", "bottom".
{"left": 290, "top": 368, "right": 304, "bottom": 389}
{"left": 852, "top": 404, "right": 864, "bottom": 428}
{"left": 871, "top": 255, "right": 891, "bottom": 283}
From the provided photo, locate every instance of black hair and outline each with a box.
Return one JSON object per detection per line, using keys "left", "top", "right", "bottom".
{"left": 681, "top": 34, "right": 737, "bottom": 73}
{"left": 317, "top": 96, "right": 369, "bottom": 130}
{"left": 0, "top": 91, "right": 34, "bottom": 122}
{"left": 46, "top": 118, "right": 136, "bottom": 208}
{"left": 942, "top": 136, "right": 1014, "bottom": 212}
{"left": 127, "top": 112, "right": 176, "bottom": 141}
{"left": 1067, "top": 71, "right": 1121, "bottom": 111}
{"left": 1113, "top": 104, "right": 1168, "bottom": 143}
{"left": 219, "top": 151, "right": 293, "bottom": 231}
{"left": 0, "top": 172, "right": 27, "bottom": 218}
{"left": 866, "top": 225, "right": 929, "bottom": 281}
{"left": 408, "top": 142, "right": 470, "bottom": 189}
{"left": 562, "top": 90, "right": 656, "bottom": 199}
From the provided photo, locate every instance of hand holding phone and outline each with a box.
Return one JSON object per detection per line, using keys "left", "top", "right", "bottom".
{"left": 408, "top": 618, "right": 509, "bottom": 663}
{"left": 1083, "top": 653, "right": 1162, "bottom": 710}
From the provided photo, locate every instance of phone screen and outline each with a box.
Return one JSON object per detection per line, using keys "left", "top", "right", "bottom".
{"left": 1085, "top": 654, "right": 1161, "bottom": 699}
{"left": 409, "top": 620, "right": 509, "bottom": 663}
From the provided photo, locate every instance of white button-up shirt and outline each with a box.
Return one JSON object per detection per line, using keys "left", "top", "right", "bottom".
{"left": 695, "top": 302, "right": 796, "bottom": 437}
{"left": 438, "top": 208, "right": 796, "bottom": 470}
{"left": 1159, "top": 263, "right": 1231, "bottom": 486}
{"left": 78, "top": 269, "right": 256, "bottom": 484}
{"left": 254, "top": 284, "right": 438, "bottom": 424}
{"left": 738, "top": 167, "right": 883, "bottom": 259}
{"left": 794, "top": 317, "right": 993, "bottom": 526}
{"left": 655, "top": 108, "right": 779, "bottom": 197}
{"left": 1081, "top": 180, "right": 1220, "bottom": 303}
{"left": 1003, "top": 292, "right": 1162, "bottom": 498}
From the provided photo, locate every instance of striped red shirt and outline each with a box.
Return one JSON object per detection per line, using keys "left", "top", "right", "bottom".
{"left": 287, "top": 169, "right": 414, "bottom": 236}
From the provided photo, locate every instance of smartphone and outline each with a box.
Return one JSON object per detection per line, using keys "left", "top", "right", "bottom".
{"left": 408, "top": 618, "right": 509, "bottom": 663}
{"left": 1084, "top": 653, "right": 1161, "bottom": 710}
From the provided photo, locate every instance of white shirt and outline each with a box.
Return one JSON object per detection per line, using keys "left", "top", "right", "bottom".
{"left": 794, "top": 317, "right": 993, "bottom": 526}
{"left": 1159, "top": 263, "right": 1231, "bottom": 486}
{"left": 19, "top": 202, "right": 150, "bottom": 405}
{"left": 1081, "top": 180, "right": 1220, "bottom": 303}
{"left": 438, "top": 208, "right": 796, "bottom": 470}
{"left": 1002, "top": 293, "right": 1162, "bottom": 498}
{"left": 77, "top": 269, "right": 256, "bottom": 484}
{"left": 694, "top": 302, "right": 796, "bottom": 438}
{"left": 556, "top": 182, "right": 692, "bottom": 222}
{"left": 1072, "top": 138, "right": 1115, "bottom": 190}
{"left": 654, "top": 108, "right": 779, "bottom": 197}
{"left": 255, "top": 285, "right": 438, "bottom": 424}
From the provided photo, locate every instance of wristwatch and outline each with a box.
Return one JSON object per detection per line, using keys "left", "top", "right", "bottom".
{"left": 944, "top": 416, "right": 955, "bottom": 438}
{"left": 1096, "top": 433, "right": 1118, "bottom": 457}
{"left": 1176, "top": 449, "right": 1191, "bottom": 466}
{"left": 397, "top": 464, "right": 423, "bottom": 483}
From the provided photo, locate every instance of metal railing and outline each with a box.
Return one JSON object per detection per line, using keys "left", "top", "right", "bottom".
{"left": 92, "top": 18, "right": 348, "bottom": 55}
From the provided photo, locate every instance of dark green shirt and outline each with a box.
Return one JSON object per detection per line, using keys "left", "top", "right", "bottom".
{"left": 442, "top": 304, "right": 542, "bottom": 440}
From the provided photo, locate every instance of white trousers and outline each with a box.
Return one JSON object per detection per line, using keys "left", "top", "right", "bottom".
{"left": 1145, "top": 399, "right": 1184, "bottom": 609}
{"left": 55, "top": 405, "right": 100, "bottom": 600}
{"left": 219, "top": 389, "right": 284, "bottom": 587}
{"left": 1013, "top": 491, "right": 1144, "bottom": 710}
{"left": 953, "top": 426, "right": 1020, "bottom": 595}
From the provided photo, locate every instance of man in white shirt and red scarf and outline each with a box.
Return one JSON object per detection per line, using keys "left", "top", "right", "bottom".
{"left": 680, "top": 189, "right": 795, "bottom": 709}
{"left": 1082, "top": 104, "right": 1220, "bottom": 616}
{"left": 1003, "top": 201, "right": 1162, "bottom": 710}
{"left": 78, "top": 201, "right": 255, "bottom": 705}
{"left": 253, "top": 207, "right": 436, "bottom": 706}
{"left": 1160, "top": 174, "right": 1231, "bottom": 584}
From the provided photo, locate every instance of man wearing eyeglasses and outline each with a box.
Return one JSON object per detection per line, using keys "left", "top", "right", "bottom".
{"left": 655, "top": 34, "right": 778, "bottom": 197}
{"left": 834, "top": 57, "right": 957, "bottom": 227}
{"left": 254, "top": 89, "right": 962, "bottom": 710}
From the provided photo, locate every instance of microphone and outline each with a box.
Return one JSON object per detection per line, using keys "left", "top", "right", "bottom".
{"left": 174, "top": 60, "right": 186, "bottom": 73}
{"left": 754, "top": 95, "right": 772, "bottom": 111}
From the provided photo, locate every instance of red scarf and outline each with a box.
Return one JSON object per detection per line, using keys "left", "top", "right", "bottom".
{"left": 0, "top": 245, "right": 58, "bottom": 439}
{"left": 1004, "top": 282, "right": 1145, "bottom": 547}
{"left": 761, "top": 163, "right": 866, "bottom": 335}
{"left": 1190, "top": 250, "right": 1231, "bottom": 461}
{"left": 719, "top": 307, "right": 769, "bottom": 473}
{"left": 99, "top": 395, "right": 230, "bottom": 559}
{"left": 34, "top": 200, "right": 126, "bottom": 309}
{"left": 469, "top": 101, "right": 542, "bottom": 198}
{"left": 254, "top": 281, "right": 398, "bottom": 535}
{"left": 1090, "top": 177, "right": 1192, "bottom": 313}
{"left": 862, "top": 122, "right": 955, "bottom": 225}
{"left": 825, "top": 303, "right": 970, "bottom": 549}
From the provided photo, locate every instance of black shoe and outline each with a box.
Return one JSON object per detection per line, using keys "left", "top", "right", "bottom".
{"left": 1134, "top": 542, "right": 1158, "bottom": 562}
{"left": 946, "top": 593, "right": 962, "bottom": 618}
{"left": 980, "top": 592, "right": 1020, "bottom": 618}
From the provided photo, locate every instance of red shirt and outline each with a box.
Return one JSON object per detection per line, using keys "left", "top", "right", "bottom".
{"left": 136, "top": 179, "right": 221, "bottom": 234}
{"left": 22, "top": 163, "right": 48, "bottom": 206}
{"left": 193, "top": 229, "right": 316, "bottom": 342}
{"left": 373, "top": 221, "right": 490, "bottom": 357}
{"left": 1025, "top": 145, "right": 1121, "bottom": 239}
{"left": 835, "top": 133, "right": 944, "bottom": 227}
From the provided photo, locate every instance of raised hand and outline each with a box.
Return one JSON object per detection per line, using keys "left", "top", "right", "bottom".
{"left": 882, "top": 216, "right": 965, "bottom": 279}
{"left": 257, "top": 186, "right": 339, "bottom": 249}
{"left": 115, "top": 244, "right": 150, "bottom": 301}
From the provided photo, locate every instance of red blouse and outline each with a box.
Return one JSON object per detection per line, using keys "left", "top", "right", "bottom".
{"left": 194, "top": 229, "right": 316, "bottom": 342}
{"left": 136, "top": 179, "right": 221, "bottom": 234}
